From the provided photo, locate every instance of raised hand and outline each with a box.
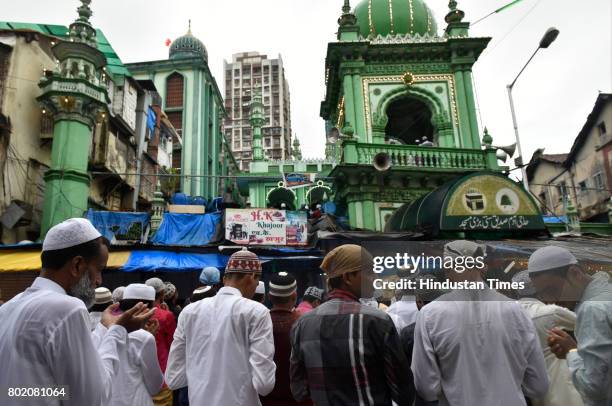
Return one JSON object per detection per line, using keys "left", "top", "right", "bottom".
{"left": 116, "top": 302, "right": 156, "bottom": 333}
{"left": 547, "top": 327, "right": 577, "bottom": 359}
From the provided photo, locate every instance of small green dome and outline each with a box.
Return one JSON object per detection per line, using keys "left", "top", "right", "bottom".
{"left": 169, "top": 31, "right": 207, "bottom": 61}
{"left": 354, "top": 0, "right": 438, "bottom": 38}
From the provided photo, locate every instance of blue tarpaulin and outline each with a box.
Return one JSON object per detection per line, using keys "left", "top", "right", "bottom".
{"left": 121, "top": 251, "right": 228, "bottom": 272}
{"left": 147, "top": 107, "right": 156, "bottom": 134}
{"left": 86, "top": 209, "right": 149, "bottom": 243}
{"left": 151, "top": 212, "right": 221, "bottom": 246}
{"left": 543, "top": 215, "right": 568, "bottom": 224}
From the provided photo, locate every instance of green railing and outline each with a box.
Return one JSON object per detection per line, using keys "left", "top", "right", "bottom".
{"left": 348, "top": 142, "right": 490, "bottom": 170}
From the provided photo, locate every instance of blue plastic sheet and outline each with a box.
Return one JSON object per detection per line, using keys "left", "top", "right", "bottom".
{"left": 151, "top": 212, "right": 221, "bottom": 246}
{"left": 147, "top": 107, "right": 156, "bottom": 134}
{"left": 543, "top": 215, "right": 568, "bottom": 224}
{"left": 86, "top": 209, "right": 149, "bottom": 243}
{"left": 121, "top": 251, "right": 228, "bottom": 273}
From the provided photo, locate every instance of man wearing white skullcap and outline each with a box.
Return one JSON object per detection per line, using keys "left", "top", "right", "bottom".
{"left": 108, "top": 283, "right": 164, "bottom": 406}
{"left": 145, "top": 277, "right": 177, "bottom": 406}
{"left": 89, "top": 286, "right": 113, "bottom": 330}
{"left": 166, "top": 248, "right": 275, "bottom": 406}
{"left": 528, "top": 245, "right": 612, "bottom": 405}
{"left": 252, "top": 280, "right": 266, "bottom": 304}
{"left": 512, "top": 271, "right": 583, "bottom": 406}
{"left": 412, "top": 240, "right": 549, "bottom": 406}
{"left": 0, "top": 218, "right": 154, "bottom": 405}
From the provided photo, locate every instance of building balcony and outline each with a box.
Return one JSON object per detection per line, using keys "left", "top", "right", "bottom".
{"left": 343, "top": 141, "right": 498, "bottom": 172}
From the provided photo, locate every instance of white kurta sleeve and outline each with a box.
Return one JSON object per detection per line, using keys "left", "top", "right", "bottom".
{"left": 248, "top": 308, "right": 276, "bottom": 396}
{"left": 165, "top": 309, "right": 188, "bottom": 389}
{"left": 567, "top": 306, "right": 611, "bottom": 402}
{"left": 48, "top": 308, "right": 128, "bottom": 406}
{"left": 139, "top": 332, "right": 164, "bottom": 395}
{"left": 520, "top": 309, "right": 550, "bottom": 399}
{"left": 91, "top": 322, "right": 108, "bottom": 348}
{"left": 411, "top": 310, "right": 442, "bottom": 402}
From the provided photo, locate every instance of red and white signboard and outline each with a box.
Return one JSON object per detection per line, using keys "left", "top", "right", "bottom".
{"left": 225, "top": 209, "right": 307, "bottom": 246}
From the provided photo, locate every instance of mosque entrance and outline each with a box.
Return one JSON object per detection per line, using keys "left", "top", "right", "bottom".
{"left": 385, "top": 97, "right": 435, "bottom": 145}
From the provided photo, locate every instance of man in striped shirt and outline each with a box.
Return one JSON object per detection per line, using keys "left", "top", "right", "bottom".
{"left": 290, "top": 244, "right": 413, "bottom": 406}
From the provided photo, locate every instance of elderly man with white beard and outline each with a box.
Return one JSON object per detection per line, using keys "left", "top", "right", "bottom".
{"left": 0, "top": 218, "right": 154, "bottom": 405}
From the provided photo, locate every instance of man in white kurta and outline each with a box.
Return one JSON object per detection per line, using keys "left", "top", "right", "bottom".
{"left": 0, "top": 218, "right": 153, "bottom": 406}
{"left": 165, "top": 248, "right": 275, "bottom": 406}
{"left": 513, "top": 271, "right": 584, "bottom": 406}
{"left": 411, "top": 241, "right": 549, "bottom": 406}
{"left": 108, "top": 284, "right": 164, "bottom": 406}
{"left": 387, "top": 294, "right": 419, "bottom": 332}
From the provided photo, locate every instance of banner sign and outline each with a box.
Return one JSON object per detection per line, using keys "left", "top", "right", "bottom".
{"left": 226, "top": 209, "right": 307, "bottom": 246}
{"left": 283, "top": 173, "right": 316, "bottom": 190}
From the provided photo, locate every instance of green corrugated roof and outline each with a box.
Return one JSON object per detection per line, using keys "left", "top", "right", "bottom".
{"left": 0, "top": 21, "right": 130, "bottom": 79}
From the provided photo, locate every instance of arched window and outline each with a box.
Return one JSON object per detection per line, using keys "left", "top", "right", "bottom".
{"left": 166, "top": 72, "right": 184, "bottom": 108}
{"left": 385, "top": 97, "right": 434, "bottom": 145}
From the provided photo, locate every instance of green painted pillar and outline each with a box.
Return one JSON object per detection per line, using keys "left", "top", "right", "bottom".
{"left": 453, "top": 70, "right": 472, "bottom": 148}
{"left": 362, "top": 200, "right": 376, "bottom": 230}
{"left": 462, "top": 70, "right": 481, "bottom": 148}
{"left": 41, "top": 120, "right": 92, "bottom": 236}
{"left": 342, "top": 75, "right": 356, "bottom": 133}
{"left": 348, "top": 200, "right": 358, "bottom": 229}
{"left": 37, "top": 0, "right": 110, "bottom": 238}
{"left": 352, "top": 74, "right": 366, "bottom": 142}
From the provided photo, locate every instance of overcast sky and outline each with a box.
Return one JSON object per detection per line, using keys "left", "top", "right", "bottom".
{"left": 5, "top": 0, "right": 611, "bottom": 180}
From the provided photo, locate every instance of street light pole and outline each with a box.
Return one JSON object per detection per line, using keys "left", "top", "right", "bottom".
{"left": 507, "top": 27, "right": 560, "bottom": 192}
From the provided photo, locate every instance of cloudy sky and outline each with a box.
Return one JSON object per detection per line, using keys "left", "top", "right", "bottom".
{"left": 5, "top": 0, "right": 611, "bottom": 181}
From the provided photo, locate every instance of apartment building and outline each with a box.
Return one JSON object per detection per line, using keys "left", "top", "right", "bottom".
{"left": 223, "top": 52, "right": 292, "bottom": 171}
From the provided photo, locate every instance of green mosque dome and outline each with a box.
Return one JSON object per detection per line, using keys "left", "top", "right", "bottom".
{"left": 169, "top": 27, "right": 208, "bottom": 61}
{"left": 354, "top": 0, "right": 438, "bottom": 38}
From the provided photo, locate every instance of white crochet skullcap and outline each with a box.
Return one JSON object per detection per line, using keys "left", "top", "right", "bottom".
{"left": 123, "top": 283, "right": 156, "bottom": 301}
{"left": 43, "top": 218, "right": 102, "bottom": 252}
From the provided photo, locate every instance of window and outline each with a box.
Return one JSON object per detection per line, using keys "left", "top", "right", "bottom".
{"left": 578, "top": 180, "right": 588, "bottom": 194}
{"left": 166, "top": 111, "right": 183, "bottom": 134}
{"left": 598, "top": 122, "right": 608, "bottom": 142}
{"left": 558, "top": 182, "right": 568, "bottom": 201}
{"left": 593, "top": 172, "right": 604, "bottom": 190}
{"left": 265, "top": 138, "right": 271, "bottom": 147}
{"left": 166, "top": 73, "right": 184, "bottom": 108}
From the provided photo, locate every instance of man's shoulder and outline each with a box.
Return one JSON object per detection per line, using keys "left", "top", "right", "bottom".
{"left": 130, "top": 328, "right": 155, "bottom": 344}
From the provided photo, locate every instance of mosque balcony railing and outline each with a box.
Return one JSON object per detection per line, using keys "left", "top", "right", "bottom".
{"left": 349, "top": 142, "right": 491, "bottom": 171}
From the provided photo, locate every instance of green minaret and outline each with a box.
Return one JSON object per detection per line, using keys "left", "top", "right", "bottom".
{"left": 250, "top": 89, "right": 265, "bottom": 161}
{"left": 38, "top": 0, "right": 109, "bottom": 237}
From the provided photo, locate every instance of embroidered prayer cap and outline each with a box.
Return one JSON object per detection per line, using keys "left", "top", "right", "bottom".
{"left": 94, "top": 287, "right": 112, "bottom": 305}
{"left": 42, "top": 218, "right": 102, "bottom": 252}
{"left": 443, "top": 240, "right": 487, "bottom": 259}
{"left": 512, "top": 271, "right": 536, "bottom": 297}
{"left": 528, "top": 246, "right": 577, "bottom": 274}
{"left": 199, "top": 267, "right": 221, "bottom": 285}
{"left": 226, "top": 247, "right": 262, "bottom": 274}
{"left": 269, "top": 272, "right": 297, "bottom": 297}
{"left": 111, "top": 286, "right": 125, "bottom": 303}
{"left": 303, "top": 286, "right": 323, "bottom": 301}
{"left": 164, "top": 282, "right": 177, "bottom": 298}
{"left": 320, "top": 244, "right": 373, "bottom": 279}
{"left": 123, "top": 283, "right": 156, "bottom": 301}
{"left": 145, "top": 277, "right": 165, "bottom": 293}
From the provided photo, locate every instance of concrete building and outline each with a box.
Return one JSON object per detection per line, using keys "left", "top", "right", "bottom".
{"left": 127, "top": 24, "right": 234, "bottom": 199}
{"left": 528, "top": 93, "right": 612, "bottom": 222}
{"left": 0, "top": 3, "right": 180, "bottom": 243}
{"left": 223, "top": 52, "right": 292, "bottom": 171}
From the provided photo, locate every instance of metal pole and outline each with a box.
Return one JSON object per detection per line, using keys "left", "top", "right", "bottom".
{"left": 506, "top": 84, "right": 529, "bottom": 191}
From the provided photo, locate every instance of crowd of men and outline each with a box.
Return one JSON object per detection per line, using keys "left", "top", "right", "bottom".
{"left": 0, "top": 217, "right": 610, "bottom": 406}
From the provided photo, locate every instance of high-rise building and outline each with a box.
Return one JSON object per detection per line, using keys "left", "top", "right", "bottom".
{"left": 223, "top": 52, "right": 292, "bottom": 171}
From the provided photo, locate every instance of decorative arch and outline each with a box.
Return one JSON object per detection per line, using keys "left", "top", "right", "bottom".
{"left": 372, "top": 85, "right": 453, "bottom": 146}
{"left": 266, "top": 182, "right": 297, "bottom": 210}
{"left": 306, "top": 183, "right": 333, "bottom": 206}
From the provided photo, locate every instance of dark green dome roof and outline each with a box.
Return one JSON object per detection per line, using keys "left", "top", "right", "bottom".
{"left": 354, "top": 0, "right": 438, "bottom": 38}
{"left": 169, "top": 30, "right": 207, "bottom": 61}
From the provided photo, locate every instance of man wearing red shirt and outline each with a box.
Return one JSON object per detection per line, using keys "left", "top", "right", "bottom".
{"left": 145, "top": 277, "right": 176, "bottom": 406}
